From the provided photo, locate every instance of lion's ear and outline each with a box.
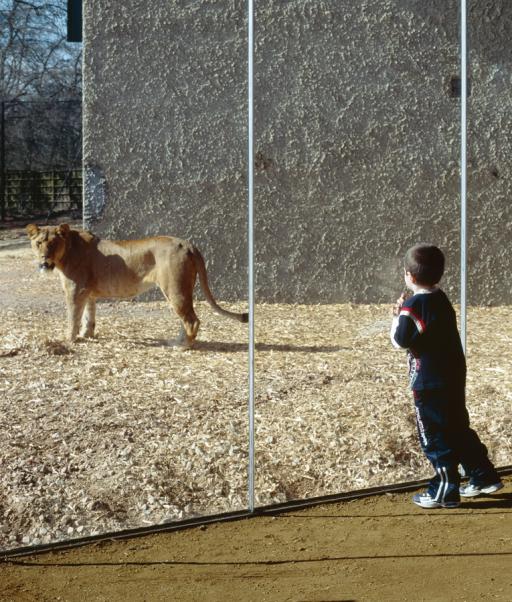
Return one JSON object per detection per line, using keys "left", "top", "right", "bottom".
{"left": 26, "top": 224, "right": 39, "bottom": 239}
{"left": 56, "top": 223, "right": 71, "bottom": 237}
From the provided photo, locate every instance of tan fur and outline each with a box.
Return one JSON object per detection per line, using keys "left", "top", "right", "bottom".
{"left": 26, "top": 223, "right": 248, "bottom": 347}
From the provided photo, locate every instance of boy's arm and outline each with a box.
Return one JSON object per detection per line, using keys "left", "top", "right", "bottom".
{"left": 390, "top": 315, "right": 403, "bottom": 349}
{"left": 390, "top": 291, "right": 410, "bottom": 349}
{"left": 393, "top": 302, "right": 426, "bottom": 348}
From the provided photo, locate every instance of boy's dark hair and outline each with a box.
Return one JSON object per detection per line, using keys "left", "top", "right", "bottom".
{"left": 404, "top": 243, "right": 445, "bottom": 286}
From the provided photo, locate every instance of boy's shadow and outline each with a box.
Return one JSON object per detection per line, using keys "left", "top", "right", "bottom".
{"left": 460, "top": 491, "right": 512, "bottom": 510}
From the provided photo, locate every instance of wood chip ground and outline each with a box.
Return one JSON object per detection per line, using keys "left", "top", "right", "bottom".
{"left": 0, "top": 246, "right": 510, "bottom": 550}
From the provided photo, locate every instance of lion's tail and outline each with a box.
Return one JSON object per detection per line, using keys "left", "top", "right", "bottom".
{"left": 193, "top": 247, "right": 248, "bottom": 323}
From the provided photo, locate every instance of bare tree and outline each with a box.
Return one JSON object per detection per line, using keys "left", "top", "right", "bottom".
{"left": 0, "top": 1, "right": 82, "bottom": 217}
{"left": 0, "top": 0, "right": 82, "bottom": 102}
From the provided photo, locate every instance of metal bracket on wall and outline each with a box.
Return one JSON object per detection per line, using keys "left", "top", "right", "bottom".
{"left": 83, "top": 165, "right": 107, "bottom": 226}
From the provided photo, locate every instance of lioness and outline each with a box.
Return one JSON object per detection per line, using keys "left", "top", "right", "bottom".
{"left": 26, "top": 223, "right": 248, "bottom": 347}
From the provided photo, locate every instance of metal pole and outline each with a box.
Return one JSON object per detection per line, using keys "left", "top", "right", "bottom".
{"left": 460, "top": 0, "right": 467, "bottom": 354}
{"left": 247, "top": 0, "right": 255, "bottom": 513}
{"left": 0, "top": 101, "right": 5, "bottom": 221}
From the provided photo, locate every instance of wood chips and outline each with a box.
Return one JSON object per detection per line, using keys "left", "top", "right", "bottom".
{"left": 0, "top": 247, "right": 511, "bottom": 550}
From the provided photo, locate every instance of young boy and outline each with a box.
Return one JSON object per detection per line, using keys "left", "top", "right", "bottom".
{"left": 390, "top": 243, "right": 503, "bottom": 508}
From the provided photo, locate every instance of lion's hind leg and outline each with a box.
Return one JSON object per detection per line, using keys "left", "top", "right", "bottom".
{"left": 156, "top": 250, "right": 201, "bottom": 348}
{"left": 174, "top": 311, "right": 200, "bottom": 349}
{"left": 158, "top": 285, "right": 200, "bottom": 349}
{"left": 162, "top": 296, "right": 200, "bottom": 349}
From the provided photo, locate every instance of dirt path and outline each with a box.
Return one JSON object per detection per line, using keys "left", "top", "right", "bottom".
{"left": 1, "top": 474, "right": 511, "bottom": 602}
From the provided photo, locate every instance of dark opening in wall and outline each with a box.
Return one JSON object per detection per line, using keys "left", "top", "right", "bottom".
{"left": 67, "top": 0, "right": 82, "bottom": 42}
{"left": 449, "top": 76, "right": 472, "bottom": 98}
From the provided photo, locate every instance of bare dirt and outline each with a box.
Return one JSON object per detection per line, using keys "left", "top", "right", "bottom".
{"left": 1, "top": 474, "right": 511, "bottom": 602}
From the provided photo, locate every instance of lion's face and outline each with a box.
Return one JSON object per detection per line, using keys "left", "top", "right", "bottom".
{"left": 26, "top": 224, "right": 69, "bottom": 272}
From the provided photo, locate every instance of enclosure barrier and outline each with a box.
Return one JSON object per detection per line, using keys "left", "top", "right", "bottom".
{"left": 2, "top": 170, "right": 82, "bottom": 218}
{"left": 0, "top": 98, "right": 82, "bottom": 221}
{"left": 2, "top": 0, "right": 510, "bottom": 556}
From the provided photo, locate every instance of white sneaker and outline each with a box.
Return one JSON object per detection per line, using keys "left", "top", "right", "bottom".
{"left": 412, "top": 492, "right": 460, "bottom": 509}
{"left": 459, "top": 482, "right": 504, "bottom": 498}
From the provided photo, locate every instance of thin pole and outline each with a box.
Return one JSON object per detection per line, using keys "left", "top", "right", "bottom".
{"left": 460, "top": 0, "right": 467, "bottom": 354}
{"left": 247, "top": 0, "right": 255, "bottom": 513}
{"left": 0, "top": 101, "right": 5, "bottom": 221}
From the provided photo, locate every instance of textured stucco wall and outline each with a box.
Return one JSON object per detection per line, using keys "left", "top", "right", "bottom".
{"left": 83, "top": 0, "right": 512, "bottom": 304}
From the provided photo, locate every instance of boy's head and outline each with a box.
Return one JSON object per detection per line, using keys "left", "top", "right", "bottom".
{"left": 404, "top": 243, "right": 445, "bottom": 287}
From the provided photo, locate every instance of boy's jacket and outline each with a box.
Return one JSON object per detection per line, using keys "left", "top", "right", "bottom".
{"left": 393, "top": 289, "right": 466, "bottom": 390}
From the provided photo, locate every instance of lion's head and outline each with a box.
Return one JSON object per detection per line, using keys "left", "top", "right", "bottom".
{"left": 26, "top": 223, "right": 70, "bottom": 272}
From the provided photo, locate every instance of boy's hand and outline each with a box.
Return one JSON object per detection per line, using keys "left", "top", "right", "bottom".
{"left": 392, "top": 292, "right": 408, "bottom": 316}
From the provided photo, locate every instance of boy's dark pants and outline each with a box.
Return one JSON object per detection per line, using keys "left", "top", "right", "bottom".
{"left": 413, "top": 388, "right": 499, "bottom": 502}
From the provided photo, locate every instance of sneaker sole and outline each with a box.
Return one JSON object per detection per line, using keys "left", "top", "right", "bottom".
{"left": 460, "top": 482, "right": 504, "bottom": 498}
{"left": 413, "top": 500, "right": 460, "bottom": 509}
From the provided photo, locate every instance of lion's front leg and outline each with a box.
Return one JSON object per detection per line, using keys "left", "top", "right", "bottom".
{"left": 63, "top": 286, "right": 89, "bottom": 342}
{"left": 80, "top": 297, "right": 96, "bottom": 338}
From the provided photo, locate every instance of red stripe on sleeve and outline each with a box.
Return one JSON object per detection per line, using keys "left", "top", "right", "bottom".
{"left": 399, "top": 307, "right": 426, "bottom": 333}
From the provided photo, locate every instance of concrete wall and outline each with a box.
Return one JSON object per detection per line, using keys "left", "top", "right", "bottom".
{"left": 83, "top": 0, "right": 512, "bottom": 304}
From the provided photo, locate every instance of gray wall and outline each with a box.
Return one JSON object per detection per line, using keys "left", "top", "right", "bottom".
{"left": 83, "top": 0, "right": 512, "bottom": 304}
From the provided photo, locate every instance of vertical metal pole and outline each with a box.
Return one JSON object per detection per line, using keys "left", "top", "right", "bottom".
{"left": 0, "top": 101, "right": 5, "bottom": 221}
{"left": 460, "top": 0, "right": 467, "bottom": 354}
{"left": 247, "top": 0, "right": 255, "bottom": 513}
